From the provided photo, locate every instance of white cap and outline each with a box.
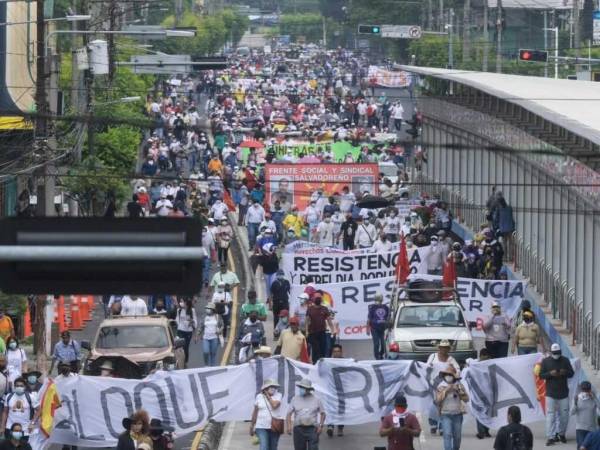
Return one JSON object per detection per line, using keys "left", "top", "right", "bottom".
{"left": 491, "top": 301, "right": 500, "bottom": 308}
{"left": 551, "top": 343, "right": 561, "bottom": 352}
{"left": 298, "top": 293, "right": 309, "bottom": 301}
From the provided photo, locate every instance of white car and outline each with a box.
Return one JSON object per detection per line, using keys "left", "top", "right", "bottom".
{"left": 386, "top": 285, "right": 476, "bottom": 365}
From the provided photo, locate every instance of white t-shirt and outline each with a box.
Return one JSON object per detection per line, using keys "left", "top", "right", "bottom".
{"left": 383, "top": 216, "right": 401, "bottom": 235}
{"left": 211, "top": 291, "right": 232, "bottom": 315}
{"left": 203, "top": 315, "right": 219, "bottom": 340}
{"left": 426, "top": 353, "right": 460, "bottom": 378}
{"left": 254, "top": 392, "right": 283, "bottom": 429}
{"left": 316, "top": 221, "right": 335, "bottom": 246}
{"left": 5, "top": 390, "right": 38, "bottom": 434}
{"left": 155, "top": 199, "right": 173, "bottom": 216}
{"left": 121, "top": 298, "right": 148, "bottom": 317}
{"left": 6, "top": 348, "right": 26, "bottom": 383}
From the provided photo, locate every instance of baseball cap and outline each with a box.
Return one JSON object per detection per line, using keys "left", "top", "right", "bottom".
{"left": 491, "top": 301, "right": 500, "bottom": 308}
{"left": 551, "top": 343, "right": 561, "bottom": 353}
{"left": 289, "top": 317, "right": 300, "bottom": 325}
{"left": 279, "top": 309, "right": 289, "bottom": 318}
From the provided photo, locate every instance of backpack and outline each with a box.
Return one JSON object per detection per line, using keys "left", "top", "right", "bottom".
{"left": 6, "top": 391, "right": 35, "bottom": 420}
{"left": 506, "top": 425, "right": 527, "bottom": 450}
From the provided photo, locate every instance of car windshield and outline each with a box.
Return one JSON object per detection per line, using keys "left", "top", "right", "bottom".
{"left": 380, "top": 165, "right": 398, "bottom": 177}
{"left": 396, "top": 305, "right": 465, "bottom": 327}
{"left": 96, "top": 326, "right": 169, "bottom": 349}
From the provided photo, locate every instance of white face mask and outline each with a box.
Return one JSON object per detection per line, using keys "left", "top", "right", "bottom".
{"left": 578, "top": 392, "right": 590, "bottom": 401}
{"left": 552, "top": 353, "right": 561, "bottom": 360}
{"left": 431, "top": 241, "right": 438, "bottom": 247}
{"left": 179, "top": 302, "right": 185, "bottom": 308}
{"left": 444, "top": 375, "right": 454, "bottom": 384}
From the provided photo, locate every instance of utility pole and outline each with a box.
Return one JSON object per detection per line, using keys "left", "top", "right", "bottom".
{"left": 483, "top": 0, "right": 489, "bottom": 71}
{"left": 427, "top": 0, "right": 433, "bottom": 30}
{"left": 574, "top": 0, "right": 581, "bottom": 61}
{"left": 175, "top": 0, "right": 183, "bottom": 27}
{"left": 496, "top": 0, "right": 503, "bottom": 73}
{"left": 462, "top": 0, "right": 471, "bottom": 64}
{"left": 448, "top": 9, "right": 454, "bottom": 69}
{"left": 544, "top": 10, "right": 548, "bottom": 77}
{"left": 439, "top": 0, "right": 444, "bottom": 31}
{"left": 35, "top": 0, "right": 47, "bottom": 141}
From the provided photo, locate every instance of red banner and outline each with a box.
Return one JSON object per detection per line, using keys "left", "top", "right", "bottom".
{"left": 265, "top": 163, "right": 379, "bottom": 210}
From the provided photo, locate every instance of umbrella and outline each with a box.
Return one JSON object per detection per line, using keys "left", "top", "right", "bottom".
{"left": 297, "top": 155, "right": 321, "bottom": 163}
{"left": 239, "top": 140, "right": 265, "bottom": 149}
{"left": 89, "top": 355, "right": 143, "bottom": 379}
{"left": 356, "top": 195, "right": 392, "bottom": 209}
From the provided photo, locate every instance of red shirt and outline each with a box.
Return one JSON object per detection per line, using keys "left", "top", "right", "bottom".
{"left": 380, "top": 412, "right": 421, "bottom": 450}
{"left": 306, "top": 304, "right": 329, "bottom": 334}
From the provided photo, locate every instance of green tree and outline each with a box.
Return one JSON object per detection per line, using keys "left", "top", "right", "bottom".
{"left": 62, "top": 156, "right": 130, "bottom": 216}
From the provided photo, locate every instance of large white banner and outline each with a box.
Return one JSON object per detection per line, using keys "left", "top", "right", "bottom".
{"left": 290, "top": 277, "right": 396, "bottom": 339}
{"left": 43, "top": 354, "right": 581, "bottom": 448}
{"left": 409, "top": 274, "right": 527, "bottom": 338}
{"left": 282, "top": 245, "right": 431, "bottom": 285}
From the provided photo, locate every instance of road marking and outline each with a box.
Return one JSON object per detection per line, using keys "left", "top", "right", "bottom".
{"left": 191, "top": 220, "right": 240, "bottom": 450}
{"left": 416, "top": 412, "right": 426, "bottom": 444}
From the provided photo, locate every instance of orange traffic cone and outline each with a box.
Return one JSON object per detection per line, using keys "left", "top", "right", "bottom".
{"left": 23, "top": 306, "right": 32, "bottom": 338}
{"left": 80, "top": 296, "right": 90, "bottom": 322}
{"left": 87, "top": 295, "right": 95, "bottom": 311}
{"left": 56, "top": 296, "right": 67, "bottom": 333}
{"left": 69, "top": 296, "right": 83, "bottom": 330}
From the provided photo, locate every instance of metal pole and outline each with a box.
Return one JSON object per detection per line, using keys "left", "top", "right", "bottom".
{"left": 462, "top": 0, "right": 470, "bottom": 64}
{"left": 439, "top": 0, "right": 444, "bottom": 31}
{"left": 35, "top": 0, "right": 47, "bottom": 140}
{"left": 448, "top": 10, "right": 454, "bottom": 69}
{"left": 483, "top": 0, "right": 488, "bottom": 71}
{"left": 544, "top": 10, "right": 548, "bottom": 77}
{"left": 0, "top": 246, "right": 207, "bottom": 261}
{"left": 555, "top": 26, "right": 559, "bottom": 79}
{"left": 496, "top": 0, "right": 503, "bottom": 73}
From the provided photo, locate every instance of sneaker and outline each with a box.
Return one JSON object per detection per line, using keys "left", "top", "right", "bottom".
{"left": 545, "top": 439, "right": 555, "bottom": 446}
{"left": 337, "top": 428, "right": 344, "bottom": 437}
{"left": 430, "top": 427, "right": 437, "bottom": 435}
{"left": 484, "top": 431, "right": 492, "bottom": 438}
{"left": 476, "top": 433, "right": 484, "bottom": 440}
{"left": 558, "top": 435, "right": 567, "bottom": 443}
{"left": 326, "top": 427, "right": 333, "bottom": 438}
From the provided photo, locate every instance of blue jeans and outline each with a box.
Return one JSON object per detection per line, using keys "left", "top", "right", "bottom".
{"left": 264, "top": 272, "right": 277, "bottom": 298}
{"left": 202, "top": 338, "right": 219, "bottom": 367}
{"left": 440, "top": 414, "right": 463, "bottom": 450}
{"left": 517, "top": 346, "right": 537, "bottom": 355}
{"left": 371, "top": 327, "right": 386, "bottom": 360}
{"left": 577, "top": 429, "right": 591, "bottom": 449}
{"left": 546, "top": 396, "right": 569, "bottom": 438}
{"left": 202, "top": 255, "right": 211, "bottom": 284}
{"left": 255, "top": 428, "right": 280, "bottom": 450}
{"left": 248, "top": 222, "right": 260, "bottom": 248}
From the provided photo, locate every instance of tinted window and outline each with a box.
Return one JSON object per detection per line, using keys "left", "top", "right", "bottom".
{"left": 396, "top": 305, "right": 465, "bottom": 327}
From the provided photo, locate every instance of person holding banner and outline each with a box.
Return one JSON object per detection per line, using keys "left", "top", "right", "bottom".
{"left": 436, "top": 365, "right": 469, "bottom": 450}
{"left": 426, "top": 340, "right": 460, "bottom": 435}
{"left": 483, "top": 302, "right": 511, "bottom": 359}
{"left": 250, "top": 379, "right": 283, "bottom": 450}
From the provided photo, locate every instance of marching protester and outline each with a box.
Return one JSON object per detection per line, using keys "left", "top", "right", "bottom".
{"left": 175, "top": 298, "right": 198, "bottom": 366}
{"left": 426, "top": 340, "right": 460, "bottom": 434}
{"left": 250, "top": 379, "right": 283, "bottom": 450}
{"left": 269, "top": 270, "right": 290, "bottom": 329}
{"left": 483, "top": 302, "right": 511, "bottom": 358}
{"left": 436, "top": 365, "right": 469, "bottom": 450}
{"left": 512, "top": 310, "right": 542, "bottom": 355}
{"left": 286, "top": 379, "right": 326, "bottom": 450}
{"left": 1, "top": 378, "right": 37, "bottom": 441}
{"left": 540, "top": 343, "right": 575, "bottom": 445}
{"left": 149, "top": 419, "right": 173, "bottom": 450}
{"left": 275, "top": 317, "right": 306, "bottom": 361}
{"left": 305, "top": 293, "right": 334, "bottom": 363}
{"left": 493, "top": 406, "right": 533, "bottom": 450}
{"left": 49, "top": 331, "right": 81, "bottom": 375}
{"left": 326, "top": 344, "right": 345, "bottom": 438}
{"left": 198, "top": 303, "right": 223, "bottom": 367}
{"left": 5, "top": 339, "right": 26, "bottom": 384}
{"left": 366, "top": 294, "right": 390, "bottom": 360}
{"left": 117, "top": 410, "right": 152, "bottom": 450}
{"left": 571, "top": 381, "right": 600, "bottom": 449}
{"left": 0, "top": 423, "right": 32, "bottom": 450}
{"left": 379, "top": 394, "right": 421, "bottom": 450}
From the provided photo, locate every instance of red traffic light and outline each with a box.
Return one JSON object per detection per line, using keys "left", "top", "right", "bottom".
{"left": 519, "top": 49, "right": 548, "bottom": 62}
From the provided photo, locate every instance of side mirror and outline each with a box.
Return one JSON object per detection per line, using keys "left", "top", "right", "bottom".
{"left": 81, "top": 340, "right": 91, "bottom": 351}
{"left": 174, "top": 338, "right": 185, "bottom": 349}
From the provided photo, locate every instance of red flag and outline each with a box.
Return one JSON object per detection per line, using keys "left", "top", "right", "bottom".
{"left": 299, "top": 339, "right": 311, "bottom": 364}
{"left": 442, "top": 256, "right": 457, "bottom": 300}
{"left": 222, "top": 190, "right": 236, "bottom": 212}
{"left": 396, "top": 234, "right": 410, "bottom": 284}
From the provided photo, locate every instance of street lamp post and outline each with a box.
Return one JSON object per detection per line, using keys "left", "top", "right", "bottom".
{"left": 543, "top": 26, "right": 559, "bottom": 79}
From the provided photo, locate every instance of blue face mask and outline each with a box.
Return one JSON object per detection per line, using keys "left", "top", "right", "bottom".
{"left": 27, "top": 376, "right": 37, "bottom": 385}
{"left": 299, "top": 387, "right": 307, "bottom": 396}
{"left": 12, "top": 432, "right": 22, "bottom": 440}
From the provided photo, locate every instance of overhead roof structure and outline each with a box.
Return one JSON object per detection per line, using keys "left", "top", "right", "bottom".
{"left": 397, "top": 65, "right": 600, "bottom": 147}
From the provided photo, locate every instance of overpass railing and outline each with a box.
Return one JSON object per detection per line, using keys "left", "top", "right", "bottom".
{"left": 416, "top": 95, "right": 600, "bottom": 369}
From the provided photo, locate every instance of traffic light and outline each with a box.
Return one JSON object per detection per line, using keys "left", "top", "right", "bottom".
{"left": 0, "top": 218, "right": 204, "bottom": 295}
{"left": 519, "top": 49, "right": 548, "bottom": 62}
{"left": 358, "top": 24, "right": 381, "bottom": 34}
